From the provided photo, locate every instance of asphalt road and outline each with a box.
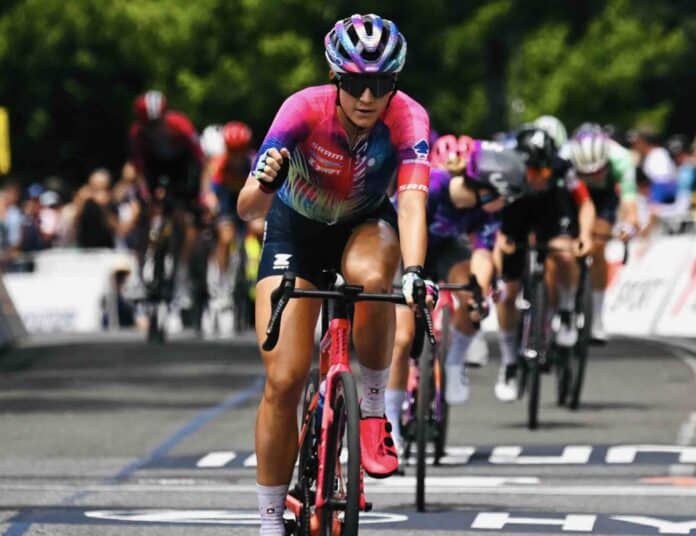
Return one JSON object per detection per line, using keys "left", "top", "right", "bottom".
{"left": 0, "top": 333, "right": 694, "bottom": 536}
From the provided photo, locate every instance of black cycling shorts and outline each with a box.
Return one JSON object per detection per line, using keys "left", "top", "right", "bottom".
{"left": 590, "top": 188, "right": 619, "bottom": 225}
{"left": 258, "top": 196, "right": 398, "bottom": 287}
{"left": 500, "top": 187, "right": 578, "bottom": 281}
{"left": 424, "top": 235, "right": 471, "bottom": 282}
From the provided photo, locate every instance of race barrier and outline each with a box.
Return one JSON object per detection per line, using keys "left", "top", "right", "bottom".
{"left": 2, "top": 249, "right": 137, "bottom": 334}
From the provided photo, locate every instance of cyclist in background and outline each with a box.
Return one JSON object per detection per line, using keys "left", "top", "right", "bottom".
{"left": 201, "top": 121, "right": 255, "bottom": 303}
{"left": 567, "top": 123, "right": 638, "bottom": 343}
{"left": 236, "top": 14, "right": 432, "bottom": 535}
{"left": 495, "top": 126, "right": 595, "bottom": 400}
{"left": 386, "top": 136, "right": 526, "bottom": 453}
{"left": 129, "top": 90, "right": 204, "bottom": 316}
{"left": 534, "top": 115, "right": 568, "bottom": 152}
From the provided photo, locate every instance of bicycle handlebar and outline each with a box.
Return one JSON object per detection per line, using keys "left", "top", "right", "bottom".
{"left": 263, "top": 272, "right": 436, "bottom": 351}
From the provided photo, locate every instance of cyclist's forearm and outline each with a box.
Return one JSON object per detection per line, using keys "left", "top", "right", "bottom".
{"left": 237, "top": 176, "right": 274, "bottom": 221}
{"left": 397, "top": 190, "right": 427, "bottom": 268}
{"left": 578, "top": 199, "right": 595, "bottom": 240}
{"left": 620, "top": 198, "right": 639, "bottom": 227}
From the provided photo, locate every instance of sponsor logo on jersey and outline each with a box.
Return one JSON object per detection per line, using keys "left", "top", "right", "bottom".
{"left": 272, "top": 254, "right": 293, "bottom": 270}
{"left": 412, "top": 139, "right": 429, "bottom": 161}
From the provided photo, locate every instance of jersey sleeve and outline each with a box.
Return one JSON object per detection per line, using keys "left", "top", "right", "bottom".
{"left": 166, "top": 112, "right": 204, "bottom": 164}
{"left": 253, "top": 91, "right": 313, "bottom": 171}
{"left": 608, "top": 140, "right": 637, "bottom": 200}
{"left": 390, "top": 94, "right": 431, "bottom": 194}
{"left": 568, "top": 173, "right": 591, "bottom": 206}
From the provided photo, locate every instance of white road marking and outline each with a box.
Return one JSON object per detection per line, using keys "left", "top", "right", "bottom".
{"left": 490, "top": 446, "right": 593, "bottom": 464}
{"left": 196, "top": 451, "right": 237, "bottom": 468}
{"left": 6, "top": 481, "right": 696, "bottom": 497}
{"left": 677, "top": 413, "right": 696, "bottom": 447}
{"left": 367, "top": 476, "right": 540, "bottom": 488}
{"left": 84, "top": 509, "right": 407, "bottom": 525}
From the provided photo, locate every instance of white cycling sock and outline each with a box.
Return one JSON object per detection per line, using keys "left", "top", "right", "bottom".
{"left": 498, "top": 329, "right": 517, "bottom": 366}
{"left": 359, "top": 365, "right": 389, "bottom": 417}
{"left": 558, "top": 285, "right": 577, "bottom": 311}
{"left": 385, "top": 388, "right": 406, "bottom": 450}
{"left": 256, "top": 483, "right": 287, "bottom": 536}
{"left": 592, "top": 290, "right": 605, "bottom": 320}
{"left": 446, "top": 328, "right": 473, "bottom": 367}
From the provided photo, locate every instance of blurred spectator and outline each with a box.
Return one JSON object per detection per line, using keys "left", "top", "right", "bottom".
{"left": 19, "top": 183, "right": 50, "bottom": 252}
{"left": 38, "top": 189, "right": 63, "bottom": 246}
{"left": 75, "top": 168, "right": 118, "bottom": 248}
{"left": 661, "top": 134, "right": 696, "bottom": 222}
{"left": 629, "top": 127, "right": 678, "bottom": 204}
{"left": 112, "top": 161, "right": 144, "bottom": 251}
{"left": 0, "top": 180, "right": 23, "bottom": 263}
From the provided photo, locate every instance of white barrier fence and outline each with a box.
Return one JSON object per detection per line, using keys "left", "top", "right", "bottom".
{"left": 1, "top": 237, "right": 695, "bottom": 337}
{"left": 2, "top": 249, "right": 137, "bottom": 334}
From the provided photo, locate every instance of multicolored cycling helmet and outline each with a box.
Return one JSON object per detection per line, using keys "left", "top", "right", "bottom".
{"left": 534, "top": 115, "right": 567, "bottom": 151}
{"left": 430, "top": 134, "right": 475, "bottom": 169}
{"left": 569, "top": 122, "right": 609, "bottom": 174}
{"left": 514, "top": 126, "right": 556, "bottom": 169}
{"left": 133, "top": 90, "right": 167, "bottom": 121}
{"left": 467, "top": 141, "right": 527, "bottom": 203}
{"left": 222, "top": 121, "right": 252, "bottom": 151}
{"left": 200, "top": 124, "right": 225, "bottom": 158}
{"left": 325, "top": 13, "right": 407, "bottom": 74}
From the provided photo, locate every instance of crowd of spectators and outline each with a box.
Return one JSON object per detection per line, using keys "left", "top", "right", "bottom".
{"left": 0, "top": 162, "right": 145, "bottom": 270}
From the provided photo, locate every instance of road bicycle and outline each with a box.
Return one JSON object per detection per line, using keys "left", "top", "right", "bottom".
{"left": 400, "top": 282, "right": 471, "bottom": 512}
{"left": 263, "top": 271, "right": 433, "bottom": 535}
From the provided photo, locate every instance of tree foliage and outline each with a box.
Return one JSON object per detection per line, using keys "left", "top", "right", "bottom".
{"left": 0, "top": 0, "right": 693, "bottom": 185}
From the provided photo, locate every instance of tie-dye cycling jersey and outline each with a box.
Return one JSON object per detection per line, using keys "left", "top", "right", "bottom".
{"left": 254, "top": 85, "right": 430, "bottom": 224}
{"left": 427, "top": 167, "right": 501, "bottom": 251}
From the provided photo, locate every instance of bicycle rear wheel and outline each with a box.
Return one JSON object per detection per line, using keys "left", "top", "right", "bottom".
{"left": 556, "top": 346, "right": 571, "bottom": 406}
{"left": 415, "top": 339, "right": 432, "bottom": 512}
{"left": 320, "top": 371, "right": 360, "bottom": 536}
{"left": 570, "top": 265, "right": 592, "bottom": 410}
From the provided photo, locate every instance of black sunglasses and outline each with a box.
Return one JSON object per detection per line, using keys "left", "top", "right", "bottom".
{"left": 336, "top": 74, "right": 396, "bottom": 99}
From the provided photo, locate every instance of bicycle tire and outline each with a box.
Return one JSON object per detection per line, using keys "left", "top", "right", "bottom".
{"left": 570, "top": 266, "right": 592, "bottom": 410}
{"left": 556, "top": 347, "right": 571, "bottom": 406}
{"left": 296, "top": 369, "right": 320, "bottom": 535}
{"left": 320, "top": 371, "right": 360, "bottom": 536}
{"left": 415, "top": 336, "right": 432, "bottom": 512}
{"left": 527, "top": 277, "right": 546, "bottom": 431}
{"left": 434, "top": 306, "right": 450, "bottom": 463}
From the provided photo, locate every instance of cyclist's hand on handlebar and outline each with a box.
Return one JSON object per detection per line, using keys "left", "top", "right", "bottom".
{"left": 255, "top": 147, "right": 290, "bottom": 193}
{"left": 497, "top": 233, "right": 516, "bottom": 255}
{"left": 401, "top": 266, "right": 438, "bottom": 309}
{"left": 575, "top": 235, "right": 593, "bottom": 257}
{"left": 617, "top": 222, "right": 638, "bottom": 242}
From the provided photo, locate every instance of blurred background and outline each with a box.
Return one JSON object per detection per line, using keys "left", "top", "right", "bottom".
{"left": 0, "top": 0, "right": 694, "bottom": 340}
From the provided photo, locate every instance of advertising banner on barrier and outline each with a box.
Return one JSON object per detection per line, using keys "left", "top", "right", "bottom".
{"left": 2, "top": 249, "right": 136, "bottom": 333}
{"left": 654, "top": 239, "right": 696, "bottom": 337}
{"left": 603, "top": 236, "right": 692, "bottom": 336}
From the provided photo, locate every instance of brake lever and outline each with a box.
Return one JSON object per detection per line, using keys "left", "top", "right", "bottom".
{"left": 262, "top": 272, "right": 296, "bottom": 351}
{"left": 413, "top": 279, "right": 436, "bottom": 346}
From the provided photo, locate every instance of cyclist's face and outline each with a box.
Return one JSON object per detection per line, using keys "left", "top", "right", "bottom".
{"left": 578, "top": 167, "right": 608, "bottom": 184}
{"left": 337, "top": 83, "right": 392, "bottom": 129}
{"left": 526, "top": 166, "right": 552, "bottom": 191}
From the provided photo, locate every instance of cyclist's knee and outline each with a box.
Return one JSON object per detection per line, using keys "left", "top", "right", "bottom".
{"left": 350, "top": 270, "right": 392, "bottom": 293}
{"left": 264, "top": 369, "right": 305, "bottom": 410}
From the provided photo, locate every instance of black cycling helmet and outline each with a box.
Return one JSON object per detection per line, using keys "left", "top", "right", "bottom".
{"left": 466, "top": 142, "right": 528, "bottom": 204}
{"left": 514, "top": 126, "right": 556, "bottom": 169}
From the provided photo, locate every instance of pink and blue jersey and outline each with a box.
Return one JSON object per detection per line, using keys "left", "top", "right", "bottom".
{"left": 254, "top": 85, "right": 430, "bottom": 224}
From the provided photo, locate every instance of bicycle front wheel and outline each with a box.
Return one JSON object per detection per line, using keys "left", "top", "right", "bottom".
{"left": 416, "top": 340, "right": 432, "bottom": 512}
{"left": 570, "top": 266, "right": 593, "bottom": 410}
{"left": 433, "top": 306, "right": 450, "bottom": 464}
{"left": 320, "top": 371, "right": 360, "bottom": 536}
{"left": 527, "top": 277, "right": 547, "bottom": 431}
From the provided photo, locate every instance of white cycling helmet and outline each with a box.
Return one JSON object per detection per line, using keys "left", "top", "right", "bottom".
{"left": 534, "top": 115, "right": 567, "bottom": 151}
{"left": 200, "top": 124, "right": 225, "bottom": 158}
{"left": 569, "top": 122, "right": 610, "bottom": 174}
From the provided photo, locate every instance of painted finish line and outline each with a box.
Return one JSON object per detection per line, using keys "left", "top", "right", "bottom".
{"left": 8, "top": 508, "right": 696, "bottom": 534}
{"left": 146, "top": 444, "right": 696, "bottom": 469}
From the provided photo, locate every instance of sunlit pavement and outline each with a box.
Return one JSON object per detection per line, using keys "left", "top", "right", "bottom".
{"left": 0, "top": 335, "right": 694, "bottom": 535}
